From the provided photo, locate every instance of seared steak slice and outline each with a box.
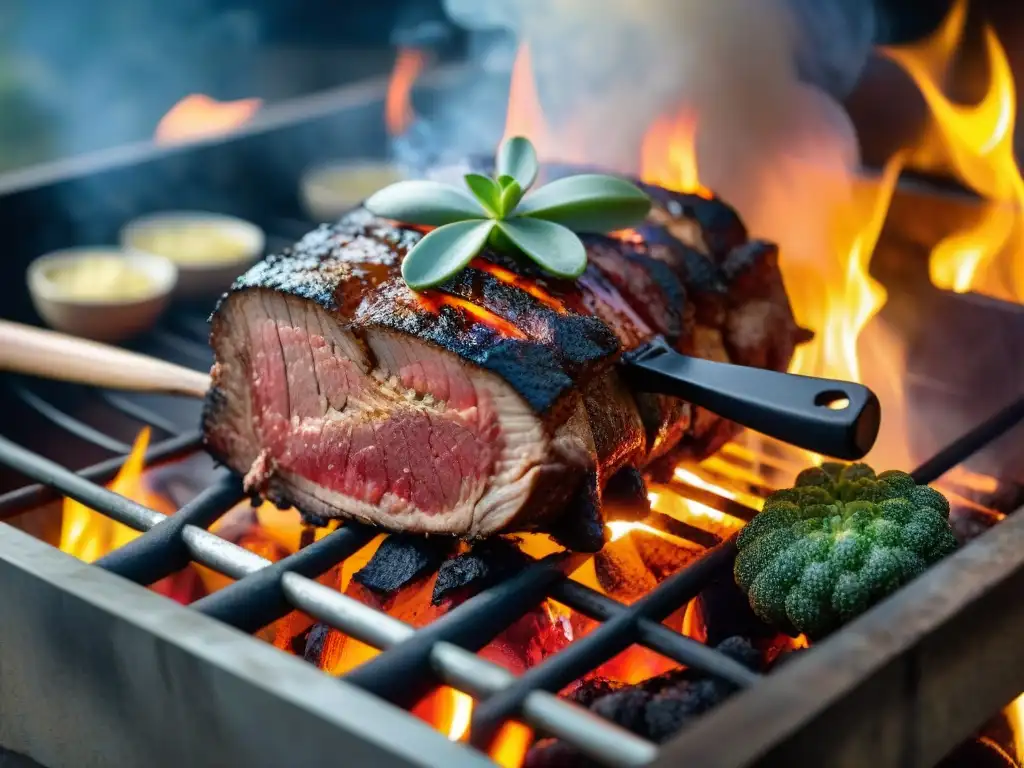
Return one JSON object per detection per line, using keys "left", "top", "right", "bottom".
{"left": 205, "top": 210, "right": 627, "bottom": 537}
{"left": 205, "top": 179, "right": 803, "bottom": 539}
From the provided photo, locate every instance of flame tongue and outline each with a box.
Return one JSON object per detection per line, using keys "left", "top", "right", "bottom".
{"left": 883, "top": 0, "right": 1024, "bottom": 302}
{"left": 154, "top": 94, "right": 261, "bottom": 146}
{"left": 386, "top": 48, "right": 427, "bottom": 136}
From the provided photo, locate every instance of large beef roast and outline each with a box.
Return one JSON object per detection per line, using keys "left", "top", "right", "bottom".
{"left": 203, "top": 184, "right": 803, "bottom": 540}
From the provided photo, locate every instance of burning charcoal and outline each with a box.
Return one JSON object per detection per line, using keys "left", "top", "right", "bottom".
{"left": 431, "top": 538, "right": 528, "bottom": 605}
{"left": 594, "top": 538, "right": 658, "bottom": 604}
{"left": 547, "top": 473, "right": 607, "bottom": 552}
{"left": 631, "top": 529, "right": 706, "bottom": 581}
{"left": 592, "top": 688, "right": 651, "bottom": 734}
{"left": 302, "top": 623, "right": 331, "bottom": 665}
{"left": 698, "top": 573, "right": 778, "bottom": 647}
{"left": 566, "top": 677, "right": 627, "bottom": 707}
{"left": 645, "top": 678, "right": 724, "bottom": 743}
{"left": 525, "top": 637, "right": 761, "bottom": 765}
{"left": 715, "top": 635, "right": 765, "bottom": 671}
{"left": 353, "top": 534, "right": 455, "bottom": 596}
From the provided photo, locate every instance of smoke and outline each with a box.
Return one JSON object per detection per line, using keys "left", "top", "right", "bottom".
{"left": 2, "top": 0, "right": 261, "bottom": 164}
{"left": 428, "top": 0, "right": 875, "bottom": 256}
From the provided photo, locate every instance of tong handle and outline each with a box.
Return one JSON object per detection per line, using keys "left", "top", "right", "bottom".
{"left": 621, "top": 339, "right": 880, "bottom": 460}
{"left": 0, "top": 320, "right": 210, "bottom": 399}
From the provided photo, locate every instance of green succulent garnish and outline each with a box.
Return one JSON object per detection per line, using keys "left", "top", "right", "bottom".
{"left": 364, "top": 136, "right": 652, "bottom": 290}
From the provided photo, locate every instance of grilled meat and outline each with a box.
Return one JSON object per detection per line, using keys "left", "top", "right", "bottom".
{"left": 203, "top": 183, "right": 802, "bottom": 541}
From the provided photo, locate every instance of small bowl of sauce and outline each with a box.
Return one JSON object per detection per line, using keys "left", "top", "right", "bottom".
{"left": 27, "top": 248, "right": 178, "bottom": 342}
{"left": 121, "top": 211, "right": 265, "bottom": 299}
{"left": 300, "top": 160, "right": 406, "bottom": 222}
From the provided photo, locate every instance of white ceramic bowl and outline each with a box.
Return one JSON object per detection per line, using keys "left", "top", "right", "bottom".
{"left": 300, "top": 160, "right": 406, "bottom": 222}
{"left": 120, "top": 211, "right": 265, "bottom": 299}
{"left": 27, "top": 247, "right": 178, "bottom": 342}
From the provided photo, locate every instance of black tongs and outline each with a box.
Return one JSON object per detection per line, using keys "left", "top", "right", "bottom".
{"left": 619, "top": 336, "right": 880, "bottom": 460}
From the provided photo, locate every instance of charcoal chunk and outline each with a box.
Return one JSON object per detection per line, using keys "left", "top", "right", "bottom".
{"left": 716, "top": 635, "right": 765, "bottom": 672}
{"left": 547, "top": 472, "right": 607, "bottom": 552}
{"left": 698, "top": 573, "right": 777, "bottom": 647}
{"left": 523, "top": 637, "right": 762, "bottom": 765}
{"left": 592, "top": 689, "right": 651, "bottom": 734}
{"left": 431, "top": 538, "right": 528, "bottom": 604}
{"left": 567, "top": 677, "right": 628, "bottom": 707}
{"left": 645, "top": 677, "right": 725, "bottom": 743}
{"left": 353, "top": 534, "right": 455, "bottom": 595}
{"left": 302, "top": 623, "right": 331, "bottom": 665}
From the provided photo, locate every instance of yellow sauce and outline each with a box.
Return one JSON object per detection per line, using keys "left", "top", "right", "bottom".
{"left": 130, "top": 222, "right": 251, "bottom": 265}
{"left": 319, "top": 165, "right": 404, "bottom": 199}
{"left": 44, "top": 256, "right": 155, "bottom": 302}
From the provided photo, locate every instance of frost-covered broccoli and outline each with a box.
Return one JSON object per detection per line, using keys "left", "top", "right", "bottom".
{"left": 734, "top": 462, "right": 958, "bottom": 639}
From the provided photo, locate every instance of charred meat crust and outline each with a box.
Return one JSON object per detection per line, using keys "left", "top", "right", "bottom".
{"left": 204, "top": 175, "right": 801, "bottom": 539}
{"left": 218, "top": 208, "right": 621, "bottom": 418}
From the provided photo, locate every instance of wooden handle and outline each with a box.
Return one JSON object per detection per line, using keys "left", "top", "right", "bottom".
{"left": 0, "top": 320, "right": 210, "bottom": 399}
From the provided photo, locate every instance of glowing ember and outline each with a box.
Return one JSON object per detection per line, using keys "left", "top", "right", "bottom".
{"left": 154, "top": 94, "right": 261, "bottom": 146}
{"left": 640, "top": 107, "right": 712, "bottom": 198}
{"left": 385, "top": 48, "right": 427, "bottom": 136}
{"left": 883, "top": 0, "right": 1024, "bottom": 302}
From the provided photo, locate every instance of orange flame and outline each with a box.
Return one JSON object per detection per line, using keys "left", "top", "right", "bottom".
{"left": 882, "top": 0, "right": 1024, "bottom": 302}
{"left": 385, "top": 48, "right": 427, "bottom": 136}
{"left": 501, "top": 42, "right": 553, "bottom": 156}
{"left": 60, "top": 428, "right": 173, "bottom": 561}
{"left": 154, "top": 94, "right": 261, "bottom": 146}
{"left": 640, "top": 107, "right": 713, "bottom": 198}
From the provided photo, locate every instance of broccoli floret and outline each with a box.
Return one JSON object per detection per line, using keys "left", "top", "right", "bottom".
{"left": 733, "top": 462, "right": 957, "bottom": 639}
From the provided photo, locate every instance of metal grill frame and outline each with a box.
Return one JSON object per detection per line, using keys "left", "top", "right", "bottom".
{"left": 0, "top": 73, "right": 1023, "bottom": 768}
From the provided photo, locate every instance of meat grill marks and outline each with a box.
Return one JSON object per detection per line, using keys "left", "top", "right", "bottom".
{"left": 203, "top": 179, "right": 802, "bottom": 544}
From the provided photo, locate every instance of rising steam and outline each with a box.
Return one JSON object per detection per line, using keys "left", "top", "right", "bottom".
{"left": 438, "top": 0, "right": 869, "bottom": 257}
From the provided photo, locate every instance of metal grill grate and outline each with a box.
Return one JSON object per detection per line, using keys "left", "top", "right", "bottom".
{"left": 0, "top": 259, "right": 1022, "bottom": 765}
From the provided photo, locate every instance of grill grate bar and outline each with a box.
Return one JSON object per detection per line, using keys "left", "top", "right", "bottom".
{"left": 550, "top": 578, "right": 759, "bottom": 688}
{"left": 344, "top": 551, "right": 590, "bottom": 706}
{"left": 911, "top": 393, "right": 1024, "bottom": 485}
{"left": 280, "top": 573, "right": 659, "bottom": 767}
{"left": 191, "top": 522, "right": 378, "bottom": 631}
{"left": 11, "top": 383, "right": 132, "bottom": 453}
{"left": 97, "top": 390, "right": 185, "bottom": 435}
{"left": 0, "top": 434, "right": 163, "bottom": 529}
{"left": 0, "top": 431, "right": 202, "bottom": 518}
{"left": 95, "top": 474, "right": 243, "bottom": 583}
{"left": 0, "top": 450, "right": 658, "bottom": 765}
{"left": 467, "top": 541, "right": 736, "bottom": 749}
{"left": 0, "top": 369, "right": 1019, "bottom": 765}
